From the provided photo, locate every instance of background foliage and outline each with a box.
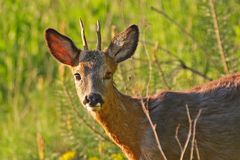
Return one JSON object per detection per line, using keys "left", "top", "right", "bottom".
{"left": 0, "top": 0, "right": 240, "bottom": 159}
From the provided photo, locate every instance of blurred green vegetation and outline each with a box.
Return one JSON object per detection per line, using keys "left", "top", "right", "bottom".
{"left": 0, "top": 0, "right": 240, "bottom": 159}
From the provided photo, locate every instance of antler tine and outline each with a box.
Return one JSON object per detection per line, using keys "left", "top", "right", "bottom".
{"left": 79, "top": 18, "right": 88, "bottom": 50}
{"left": 96, "top": 20, "right": 101, "bottom": 50}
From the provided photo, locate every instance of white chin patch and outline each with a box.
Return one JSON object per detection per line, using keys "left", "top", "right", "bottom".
{"left": 86, "top": 103, "right": 101, "bottom": 112}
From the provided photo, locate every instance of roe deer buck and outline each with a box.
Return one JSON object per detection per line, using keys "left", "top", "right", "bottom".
{"left": 45, "top": 20, "right": 240, "bottom": 160}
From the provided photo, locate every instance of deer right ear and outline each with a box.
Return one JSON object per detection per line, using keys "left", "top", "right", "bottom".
{"left": 45, "top": 28, "right": 80, "bottom": 66}
{"left": 107, "top": 25, "right": 139, "bottom": 63}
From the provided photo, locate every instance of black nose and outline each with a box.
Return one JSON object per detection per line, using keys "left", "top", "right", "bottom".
{"left": 83, "top": 93, "right": 104, "bottom": 107}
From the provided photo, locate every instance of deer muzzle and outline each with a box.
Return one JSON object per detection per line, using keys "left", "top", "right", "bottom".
{"left": 83, "top": 93, "right": 104, "bottom": 111}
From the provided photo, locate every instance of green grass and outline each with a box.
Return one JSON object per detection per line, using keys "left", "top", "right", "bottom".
{"left": 0, "top": 0, "right": 240, "bottom": 159}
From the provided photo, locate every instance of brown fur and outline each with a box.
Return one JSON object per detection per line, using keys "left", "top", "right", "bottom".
{"left": 89, "top": 74, "right": 240, "bottom": 160}
{"left": 45, "top": 24, "right": 240, "bottom": 160}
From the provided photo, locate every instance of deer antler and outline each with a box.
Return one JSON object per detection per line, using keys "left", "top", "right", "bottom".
{"left": 79, "top": 18, "right": 88, "bottom": 50}
{"left": 96, "top": 20, "right": 101, "bottom": 50}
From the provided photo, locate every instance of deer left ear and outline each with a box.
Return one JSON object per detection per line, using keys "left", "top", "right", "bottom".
{"left": 45, "top": 28, "right": 80, "bottom": 66}
{"left": 107, "top": 25, "right": 139, "bottom": 63}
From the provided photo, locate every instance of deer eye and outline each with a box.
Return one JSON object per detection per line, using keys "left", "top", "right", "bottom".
{"left": 74, "top": 73, "right": 81, "bottom": 81}
{"left": 104, "top": 72, "right": 112, "bottom": 80}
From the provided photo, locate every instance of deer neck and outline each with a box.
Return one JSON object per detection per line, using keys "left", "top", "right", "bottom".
{"left": 90, "top": 86, "right": 146, "bottom": 160}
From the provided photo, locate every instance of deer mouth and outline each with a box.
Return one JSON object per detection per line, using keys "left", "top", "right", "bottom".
{"left": 85, "top": 103, "right": 102, "bottom": 111}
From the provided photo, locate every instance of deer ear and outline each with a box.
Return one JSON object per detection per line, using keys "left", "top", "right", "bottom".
{"left": 45, "top": 28, "right": 80, "bottom": 66}
{"left": 107, "top": 25, "right": 139, "bottom": 63}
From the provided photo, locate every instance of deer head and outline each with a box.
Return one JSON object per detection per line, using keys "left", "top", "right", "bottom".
{"left": 45, "top": 20, "right": 139, "bottom": 112}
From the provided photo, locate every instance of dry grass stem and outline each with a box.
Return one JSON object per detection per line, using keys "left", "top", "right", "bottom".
{"left": 208, "top": 0, "right": 229, "bottom": 74}
{"left": 179, "top": 105, "right": 192, "bottom": 160}
{"left": 175, "top": 123, "right": 183, "bottom": 152}
{"left": 142, "top": 35, "right": 153, "bottom": 97}
{"left": 195, "top": 140, "right": 201, "bottom": 160}
{"left": 140, "top": 36, "right": 167, "bottom": 159}
{"left": 140, "top": 99, "right": 168, "bottom": 160}
{"left": 190, "top": 109, "right": 202, "bottom": 160}
{"left": 176, "top": 106, "right": 202, "bottom": 160}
